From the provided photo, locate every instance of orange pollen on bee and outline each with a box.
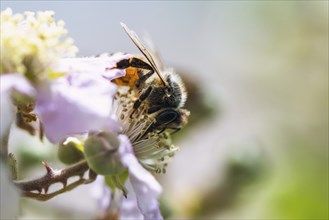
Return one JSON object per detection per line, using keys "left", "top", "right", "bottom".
{"left": 112, "top": 67, "right": 140, "bottom": 87}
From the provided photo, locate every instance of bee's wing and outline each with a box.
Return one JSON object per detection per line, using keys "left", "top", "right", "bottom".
{"left": 143, "top": 33, "right": 165, "bottom": 71}
{"left": 120, "top": 22, "right": 166, "bottom": 85}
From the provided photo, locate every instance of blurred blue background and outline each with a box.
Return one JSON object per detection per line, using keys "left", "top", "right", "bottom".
{"left": 1, "top": 1, "right": 328, "bottom": 219}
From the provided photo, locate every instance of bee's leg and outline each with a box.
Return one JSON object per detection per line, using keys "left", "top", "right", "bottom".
{"left": 141, "top": 110, "right": 178, "bottom": 138}
{"left": 157, "top": 128, "right": 166, "bottom": 134}
{"left": 115, "top": 57, "right": 153, "bottom": 71}
{"left": 168, "top": 127, "right": 181, "bottom": 135}
{"left": 136, "top": 70, "right": 154, "bottom": 88}
{"left": 157, "top": 127, "right": 180, "bottom": 135}
{"left": 130, "top": 86, "right": 153, "bottom": 118}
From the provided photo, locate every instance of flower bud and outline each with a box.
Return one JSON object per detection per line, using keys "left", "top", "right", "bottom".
{"left": 84, "top": 132, "right": 125, "bottom": 176}
{"left": 58, "top": 137, "right": 84, "bottom": 165}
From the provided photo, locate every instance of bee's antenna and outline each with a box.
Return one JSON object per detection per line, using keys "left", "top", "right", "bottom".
{"left": 120, "top": 22, "right": 167, "bottom": 86}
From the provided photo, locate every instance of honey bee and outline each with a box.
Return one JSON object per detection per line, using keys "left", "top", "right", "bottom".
{"left": 112, "top": 23, "right": 190, "bottom": 136}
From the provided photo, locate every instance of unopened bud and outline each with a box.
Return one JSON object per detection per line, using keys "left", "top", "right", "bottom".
{"left": 58, "top": 137, "right": 84, "bottom": 165}
{"left": 84, "top": 132, "right": 125, "bottom": 176}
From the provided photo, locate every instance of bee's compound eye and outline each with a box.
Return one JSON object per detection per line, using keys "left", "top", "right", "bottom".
{"left": 156, "top": 110, "right": 178, "bottom": 125}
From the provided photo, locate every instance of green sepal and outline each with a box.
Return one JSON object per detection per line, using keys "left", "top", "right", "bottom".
{"left": 104, "top": 170, "right": 129, "bottom": 198}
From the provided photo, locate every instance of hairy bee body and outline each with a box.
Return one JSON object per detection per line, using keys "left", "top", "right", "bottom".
{"left": 112, "top": 23, "right": 190, "bottom": 136}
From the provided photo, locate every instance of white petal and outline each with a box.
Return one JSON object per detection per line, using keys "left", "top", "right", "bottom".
{"left": 120, "top": 181, "right": 143, "bottom": 219}
{"left": 36, "top": 72, "right": 120, "bottom": 143}
{"left": 0, "top": 161, "right": 20, "bottom": 219}
{"left": 118, "top": 135, "right": 163, "bottom": 220}
{"left": 56, "top": 53, "right": 130, "bottom": 80}
{"left": 91, "top": 176, "right": 112, "bottom": 211}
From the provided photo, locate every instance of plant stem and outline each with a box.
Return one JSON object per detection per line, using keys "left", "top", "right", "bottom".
{"left": 14, "top": 160, "right": 97, "bottom": 201}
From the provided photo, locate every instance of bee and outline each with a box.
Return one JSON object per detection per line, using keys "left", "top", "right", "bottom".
{"left": 112, "top": 23, "right": 190, "bottom": 136}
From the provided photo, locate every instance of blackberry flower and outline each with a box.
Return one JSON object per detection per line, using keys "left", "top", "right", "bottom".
{"left": 1, "top": 8, "right": 188, "bottom": 220}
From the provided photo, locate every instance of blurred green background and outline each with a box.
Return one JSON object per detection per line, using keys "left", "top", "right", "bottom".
{"left": 1, "top": 1, "right": 328, "bottom": 219}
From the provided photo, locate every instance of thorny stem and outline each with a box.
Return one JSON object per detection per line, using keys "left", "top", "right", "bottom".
{"left": 21, "top": 178, "right": 87, "bottom": 201}
{"left": 14, "top": 160, "right": 97, "bottom": 201}
{"left": 11, "top": 135, "right": 122, "bottom": 201}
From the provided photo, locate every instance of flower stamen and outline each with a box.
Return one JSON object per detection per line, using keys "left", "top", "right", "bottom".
{"left": 113, "top": 87, "right": 179, "bottom": 174}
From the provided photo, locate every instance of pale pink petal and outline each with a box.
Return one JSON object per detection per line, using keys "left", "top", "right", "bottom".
{"left": 118, "top": 135, "right": 163, "bottom": 220}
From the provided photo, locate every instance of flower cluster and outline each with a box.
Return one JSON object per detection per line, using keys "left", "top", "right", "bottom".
{"left": 1, "top": 8, "right": 187, "bottom": 220}
{"left": 1, "top": 8, "right": 77, "bottom": 81}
